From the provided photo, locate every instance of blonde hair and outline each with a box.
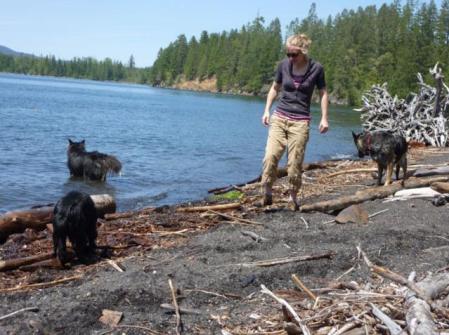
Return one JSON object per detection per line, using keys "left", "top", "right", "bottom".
{"left": 286, "top": 34, "right": 311, "bottom": 55}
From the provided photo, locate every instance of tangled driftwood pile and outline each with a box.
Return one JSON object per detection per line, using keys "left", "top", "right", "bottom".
{"left": 225, "top": 247, "right": 449, "bottom": 335}
{"left": 356, "top": 64, "right": 449, "bottom": 146}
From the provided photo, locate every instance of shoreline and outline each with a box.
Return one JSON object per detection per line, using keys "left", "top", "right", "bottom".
{"left": 1, "top": 146, "right": 449, "bottom": 333}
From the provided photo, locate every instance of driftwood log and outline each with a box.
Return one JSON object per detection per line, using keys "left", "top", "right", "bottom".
{"left": 355, "top": 63, "right": 449, "bottom": 146}
{"left": 0, "top": 252, "right": 54, "bottom": 272}
{"left": 0, "top": 194, "right": 115, "bottom": 244}
{"left": 208, "top": 162, "right": 336, "bottom": 194}
{"left": 299, "top": 176, "right": 449, "bottom": 213}
{"left": 430, "top": 181, "right": 449, "bottom": 193}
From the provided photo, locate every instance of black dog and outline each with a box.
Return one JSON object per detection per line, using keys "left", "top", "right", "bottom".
{"left": 53, "top": 191, "right": 98, "bottom": 265}
{"left": 67, "top": 139, "right": 122, "bottom": 181}
{"left": 352, "top": 130, "right": 407, "bottom": 186}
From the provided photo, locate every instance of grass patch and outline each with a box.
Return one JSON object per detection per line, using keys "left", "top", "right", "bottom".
{"left": 209, "top": 190, "right": 243, "bottom": 202}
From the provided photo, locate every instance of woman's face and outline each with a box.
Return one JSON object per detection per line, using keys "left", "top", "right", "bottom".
{"left": 286, "top": 47, "right": 306, "bottom": 64}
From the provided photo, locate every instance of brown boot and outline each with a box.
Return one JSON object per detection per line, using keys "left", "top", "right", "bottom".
{"left": 262, "top": 193, "right": 272, "bottom": 206}
{"left": 288, "top": 201, "right": 299, "bottom": 211}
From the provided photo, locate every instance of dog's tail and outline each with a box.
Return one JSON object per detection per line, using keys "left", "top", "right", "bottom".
{"left": 100, "top": 154, "right": 122, "bottom": 176}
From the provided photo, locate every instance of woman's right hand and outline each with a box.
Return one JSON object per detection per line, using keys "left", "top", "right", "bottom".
{"left": 262, "top": 111, "right": 270, "bottom": 126}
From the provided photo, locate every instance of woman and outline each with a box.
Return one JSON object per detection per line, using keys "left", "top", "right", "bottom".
{"left": 261, "top": 33, "right": 329, "bottom": 210}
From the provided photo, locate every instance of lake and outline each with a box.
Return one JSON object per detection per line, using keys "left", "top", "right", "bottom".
{"left": 0, "top": 73, "right": 361, "bottom": 213}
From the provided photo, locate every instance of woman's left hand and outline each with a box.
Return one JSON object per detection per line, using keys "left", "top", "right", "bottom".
{"left": 319, "top": 119, "right": 329, "bottom": 133}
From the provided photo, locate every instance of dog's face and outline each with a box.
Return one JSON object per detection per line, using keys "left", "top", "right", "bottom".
{"left": 352, "top": 131, "right": 366, "bottom": 158}
{"left": 68, "top": 139, "right": 86, "bottom": 152}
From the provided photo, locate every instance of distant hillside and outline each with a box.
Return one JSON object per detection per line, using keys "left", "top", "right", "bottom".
{"left": 0, "top": 45, "right": 33, "bottom": 58}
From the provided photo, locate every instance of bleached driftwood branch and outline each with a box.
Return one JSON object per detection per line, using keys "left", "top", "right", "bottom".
{"left": 355, "top": 63, "right": 449, "bottom": 146}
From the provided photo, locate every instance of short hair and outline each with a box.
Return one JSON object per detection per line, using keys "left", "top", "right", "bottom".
{"left": 286, "top": 34, "right": 311, "bottom": 55}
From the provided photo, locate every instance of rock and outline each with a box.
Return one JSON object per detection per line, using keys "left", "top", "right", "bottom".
{"left": 432, "top": 195, "right": 447, "bottom": 206}
{"left": 99, "top": 309, "right": 123, "bottom": 327}
{"left": 335, "top": 205, "right": 369, "bottom": 224}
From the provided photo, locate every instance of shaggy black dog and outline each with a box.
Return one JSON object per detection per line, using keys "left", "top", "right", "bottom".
{"left": 53, "top": 191, "right": 98, "bottom": 265}
{"left": 352, "top": 130, "right": 408, "bottom": 186}
{"left": 67, "top": 139, "right": 122, "bottom": 181}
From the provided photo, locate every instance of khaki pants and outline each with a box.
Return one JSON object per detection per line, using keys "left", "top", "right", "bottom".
{"left": 262, "top": 115, "right": 310, "bottom": 193}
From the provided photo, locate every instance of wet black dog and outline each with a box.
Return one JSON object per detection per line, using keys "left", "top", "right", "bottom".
{"left": 53, "top": 191, "right": 98, "bottom": 265}
{"left": 67, "top": 139, "right": 122, "bottom": 181}
{"left": 352, "top": 130, "right": 407, "bottom": 186}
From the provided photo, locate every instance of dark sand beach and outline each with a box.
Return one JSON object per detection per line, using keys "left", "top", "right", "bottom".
{"left": 1, "top": 146, "right": 449, "bottom": 334}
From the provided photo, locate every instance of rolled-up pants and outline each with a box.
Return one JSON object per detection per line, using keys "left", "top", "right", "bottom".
{"left": 261, "top": 115, "right": 310, "bottom": 193}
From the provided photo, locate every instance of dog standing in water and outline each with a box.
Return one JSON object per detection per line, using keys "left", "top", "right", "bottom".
{"left": 67, "top": 139, "right": 122, "bottom": 181}
{"left": 352, "top": 130, "right": 408, "bottom": 186}
{"left": 53, "top": 191, "right": 98, "bottom": 266}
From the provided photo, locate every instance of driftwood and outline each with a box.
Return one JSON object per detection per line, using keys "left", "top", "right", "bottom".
{"left": 0, "top": 274, "right": 83, "bottom": 293}
{"left": 168, "top": 279, "right": 182, "bottom": 335}
{"left": 359, "top": 246, "right": 449, "bottom": 334}
{"left": 299, "top": 176, "right": 448, "bottom": 213}
{"left": 430, "top": 181, "right": 449, "bottom": 193}
{"left": 226, "top": 251, "right": 335, "bottom": 267}
{"left": 208, "top": 162, "right": 334, "bottom": 194}
{"left": 0, "top": 252, "right": 54, "bottom": 272}
{"left": 208, "top": 210, "right": 262, "bottom": 225}
{"left": 0, "top": 194, "right": 116, "bottom": 243}
{"left": 261, "top": 284, "right": 311, "bottom": 335}
{"left": 0, "top": 307, "right": 39, "bottom": 321}
{"left": 355, "top": 63, "right": 449, "bottom": 146}
{"left": 414, "top": 166, "right": 449, "bottom": 177}
{"left": 176, "top": 202, "right": 240, "bottom": 212}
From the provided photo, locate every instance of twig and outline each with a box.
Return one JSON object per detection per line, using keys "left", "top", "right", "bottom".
{"left": 261, "top": 284, "right": 311, "bottom": 335}
{"left": 370, "top": 303, "right": 403, "bottom": 335}
{"left": 357, "top": 246, "right": 428, "bottom": 300}
{"left": 335, "top": 266, "right": 355, "bottom": 281}
{"left": 106, "top": 259, "right": 124, "bottom": 272}
{"left": 153, "top": 229, "right": 192, "bottom": 236}
{"left": 184, "top": 289, "right": 231, "bottom": 299}
{"left": 176, "top": 202, "right": 241, "bottom": 212}
{"left": 332, "top": 320, "right": 362, "bottom": 335}
{"left": 0, "top": 307, "right": 39, "bottom": 321}
{"left": 300, "top": 217, "right": 309, "bottom": 229}
{"left": 326, "top": 168, "right": 376, "bottom": 178}
{"left": 368, "top": 208, "right": 389, "bottom": 218}
{"left": 0, "top": 275, "right": 83, "bottom": 293}
{"left": 291, "top": 274, "right": 317, "bottom": 302}
{"left": 208, "top": 210, "right": 263, "bottom": 225}
{"left": 160, "top": 303, "right": 202, "bottom": 315}
{"left": 224, "top": 251, "right": 334, "bottom": 267}
{"left": 168, "top": 279, "right": 182, "bottom": 335}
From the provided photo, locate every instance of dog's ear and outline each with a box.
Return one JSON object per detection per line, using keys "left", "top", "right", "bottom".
{"left": 351, "top": 131, "right": 358, "bottom": 141}
{"left": 68, "top": 139, "right": 73, "bottom": 144}
{"left": 81, "top": 140, "right": 85, "bottom": 145}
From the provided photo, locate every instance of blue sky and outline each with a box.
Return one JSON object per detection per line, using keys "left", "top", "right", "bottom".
{"left": 0, "top": 0, "right": 443, "bottom": 67}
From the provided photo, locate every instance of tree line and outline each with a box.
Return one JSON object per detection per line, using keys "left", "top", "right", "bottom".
{"left": 0, "top": 53, "right": 150, "bottom": 84}
{"left": 149, "top": 0, "right": 449, "bottom": 105}
{"left": 1, "top": 1, "right": 449, "bottom": 105}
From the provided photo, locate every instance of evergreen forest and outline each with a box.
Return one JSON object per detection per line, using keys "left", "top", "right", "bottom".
{"left": 1, "top": 0, "right": 449, "bottom": 105}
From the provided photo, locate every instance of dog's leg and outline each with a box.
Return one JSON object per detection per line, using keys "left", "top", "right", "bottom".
{"left": 395, "top": 162, "right": 400, "bottom": 181}
{"left": 384, "top": 162, "right": 394, "bottom": 186}
{"left": 377, "top": 164, "right": 383, "bottom": 186}
{"left": 401, "top": 155, "right": 407, "bottom": 186}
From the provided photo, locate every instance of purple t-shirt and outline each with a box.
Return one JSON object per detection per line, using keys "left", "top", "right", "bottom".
{"left": 274, "top": 58, "right": 326, "bottom": 116}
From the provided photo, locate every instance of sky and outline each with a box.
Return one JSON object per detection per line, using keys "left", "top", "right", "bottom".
{"left": 0, "top": 0, "right": 443, "bottom": 68}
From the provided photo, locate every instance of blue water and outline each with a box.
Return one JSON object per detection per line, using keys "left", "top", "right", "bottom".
{"left": 0, "top": 73, "right": 360, "bottom": 213}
